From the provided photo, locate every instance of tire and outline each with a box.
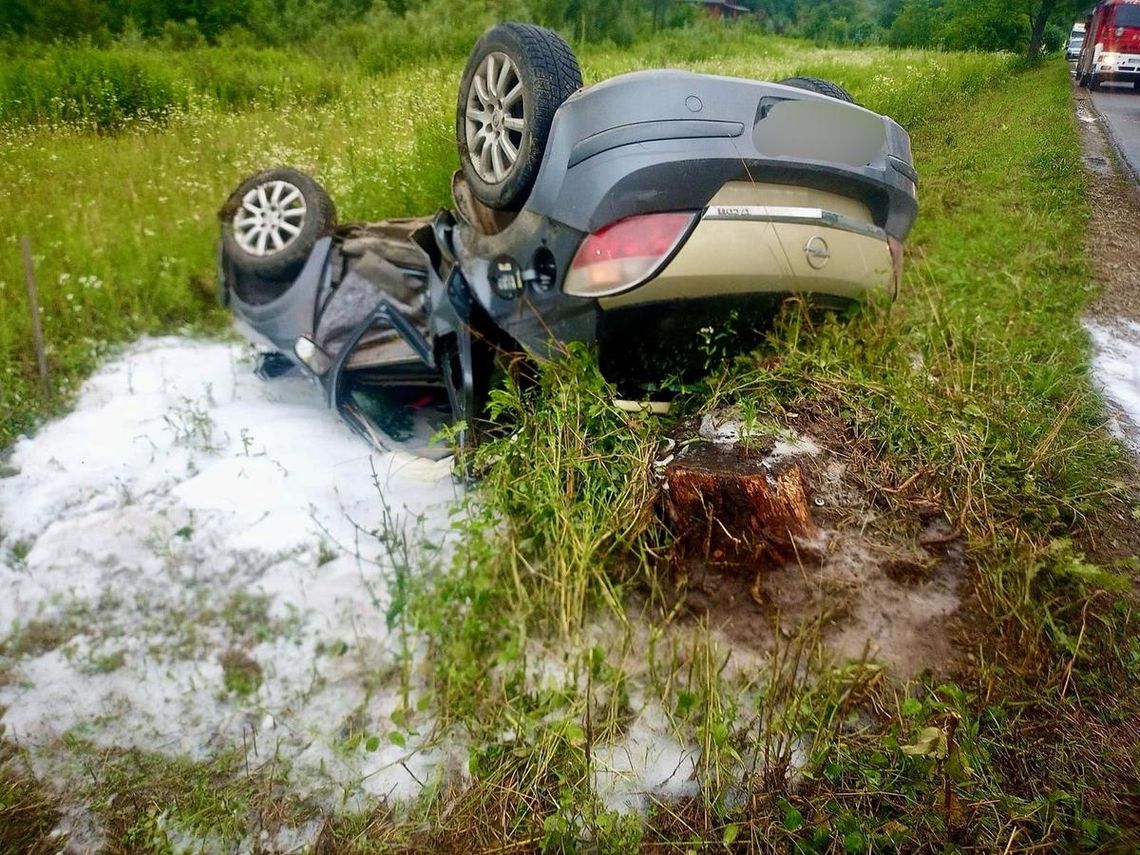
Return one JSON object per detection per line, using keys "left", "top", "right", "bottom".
{"left": 1090, "top": 73, "right": 1102, "bottom": 92}
{"left": 776, "top": 76, "right": 857, "bottom": 104}
{"left": 220, "top": 167, "right": 335, "bottom": 282}
{"left": 456, "top": 23, "right": 582, "bottom": 211}
{"left": 1077, "top": 70, "right": 1090, "bottom": 88}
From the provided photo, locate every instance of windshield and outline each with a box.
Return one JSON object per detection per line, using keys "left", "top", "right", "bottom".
{"left": 1112, "top": 6, "right": 1140, "bottom": 27}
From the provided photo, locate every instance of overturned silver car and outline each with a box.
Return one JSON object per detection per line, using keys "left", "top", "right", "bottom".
{"left": 217, "top": 23, "right": 918, "bottom": 455}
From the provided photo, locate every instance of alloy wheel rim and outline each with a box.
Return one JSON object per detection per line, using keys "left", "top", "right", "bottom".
{"left": 232, "top": 179, "right": 307, "bottom": 257}
{"left": 465, "top": 51, "right": 526, "bottom": 184}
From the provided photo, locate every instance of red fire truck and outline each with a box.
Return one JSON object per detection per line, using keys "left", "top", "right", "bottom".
{"left": 1076, "top": 0, "right": 1140, "bottom": 90}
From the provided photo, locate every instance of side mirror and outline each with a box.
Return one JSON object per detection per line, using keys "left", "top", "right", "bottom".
{"left": 294, "top": 336, "right": 331, "bottom": 376}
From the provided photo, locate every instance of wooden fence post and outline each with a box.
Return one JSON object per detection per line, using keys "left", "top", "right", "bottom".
{"left": 20, "top": 236, "right": 49, "bottom": 396}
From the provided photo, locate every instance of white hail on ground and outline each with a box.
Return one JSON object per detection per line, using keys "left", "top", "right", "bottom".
{"left": 0, "top": 338, "right": 460, "bottom": 820}
{"left": 0, "top": 336, "right": 712, "bottom": 847}
{"left": 1086, "top": 319, "right": 1140, "bottom": 447}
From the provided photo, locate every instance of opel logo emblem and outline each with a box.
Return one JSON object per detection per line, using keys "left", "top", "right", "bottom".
{"left": 804, "top": 235, "right": 830, "bottom": 270}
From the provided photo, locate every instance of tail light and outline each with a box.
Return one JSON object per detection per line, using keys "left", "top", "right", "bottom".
{"left": 563, "top": 212, "right": 697, "bottom": 298}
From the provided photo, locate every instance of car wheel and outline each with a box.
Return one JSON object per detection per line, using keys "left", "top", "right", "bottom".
{"left": 1090, "top": 73, "right": 1102, "bottom": 91}
{"left": 456, "top": 23, "right": 582, "bottom": 211}
{"left": 1077, "top": 70, "right": 1089, "bottom": 88}
{"left": 776, "top": 76, "right": 857, "bottom": 104}
{"left": 220, "top": 167, "right": 336, "bottom": 282}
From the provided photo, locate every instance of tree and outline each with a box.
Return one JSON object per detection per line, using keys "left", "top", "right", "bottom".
{"left": 888, "top": 0, "right": 939, "bottom": 47}
{"left": 1, "top": 0, "right": 109, "bottom": 39}
{"left": 1023, "top": 0, "right": 1087, "bottom": 60}
{"left": 889, "top": 0, "right": 1087, "bottom": 55}
{"left": 939, "top": 0, "right": 1028, "bottom": 52}
{"left": 751, "top": 0, "right": 799, "bottom": 32}
{"left": 877, "top": 0, "right": 905, "bottom": 28}
{"left": 797, "top": 0, "right": 881, "bottom": 44}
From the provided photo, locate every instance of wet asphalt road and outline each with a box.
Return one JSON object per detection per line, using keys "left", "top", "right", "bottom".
{"left": 1090, "top": 81, "right": 1140, "bottom": 180}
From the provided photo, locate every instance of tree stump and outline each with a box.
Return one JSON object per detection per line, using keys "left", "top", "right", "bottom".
{"left": 661, "top": 442, "right": 821, "bottom": 602}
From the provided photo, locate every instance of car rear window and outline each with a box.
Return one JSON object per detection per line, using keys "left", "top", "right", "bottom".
{"left": 1112, "top": 6, "right": 1140, "bottom": 27}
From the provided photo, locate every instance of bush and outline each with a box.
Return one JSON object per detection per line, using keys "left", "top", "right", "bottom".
{"left": 1043, "top": 23, "right": 1066, "bottom": 53}
{"left": 356, "top": 8, "right": 484, "bottom": 75}
{"left": 0, "top": 48, "right": 187, "bottom": 129}
{"left": 937, "top": 0, "right": 1028, "bottom": 53}
{"left": 354, "top": 1, "right": 534, "bottom": 76}
{"left": 0, "top": 44, "right": 341, "bottom": 129}
{"left": 182, "top": 47, "right": 341, "bottom": 109}
{"left": 160, "top": 18, "right": 207, "bottom": 50}
{"left": 889, "top": 0, "right": 1032, "bottom": 53}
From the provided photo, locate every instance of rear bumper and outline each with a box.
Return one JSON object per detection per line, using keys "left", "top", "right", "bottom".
{"left": 1094, "top": 53, "right": 1140, "bottom": 80}
{"left": 467, "top": 186, "right": 903, "bottom": 364}
{"left": 1096, "top": 69, "right": 1140, "bottom": 82}
{"left": 528, "top": 70, "right": 919, "bottom": 242}
{"left": 589, "top": 205, "right": 895, "bottom": 393}
{"left": 599, "top": 209, "right": 895, "bottom": 311}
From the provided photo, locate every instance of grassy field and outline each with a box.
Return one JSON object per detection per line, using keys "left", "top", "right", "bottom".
{"left": 3, "top": 26, "right": 1140, "bottom": 853}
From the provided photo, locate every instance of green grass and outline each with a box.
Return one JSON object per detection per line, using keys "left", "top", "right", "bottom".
{"left": 0, "top": 739, "right": 58, "bottom": 855}
{"left": 2, "top": 24, "right": 1138, "bottom": 852}
{"left": 218, "top": 648, "right": 263, "bottom": 697}
{"left": 59, "top": 737, "right": 319, "bottom": 853}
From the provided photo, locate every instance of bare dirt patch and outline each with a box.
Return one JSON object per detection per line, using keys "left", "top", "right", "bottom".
{"left": 660, "top": 411, "right": 965, "bottom": 679}
{"left": 1076, "top": 89, "right": 1140, "bottom": 323}
{"left": 1076, "top": 85, "right": 1140, "bottom": 469}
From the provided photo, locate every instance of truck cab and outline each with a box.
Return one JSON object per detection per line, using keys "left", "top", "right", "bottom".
{"left": 1077, "top": 0, "right": 1140, "bottom": 90}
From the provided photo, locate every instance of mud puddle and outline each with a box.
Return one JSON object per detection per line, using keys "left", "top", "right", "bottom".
{"left": 659, "top": 410, "right": 965, "bottom": 679}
